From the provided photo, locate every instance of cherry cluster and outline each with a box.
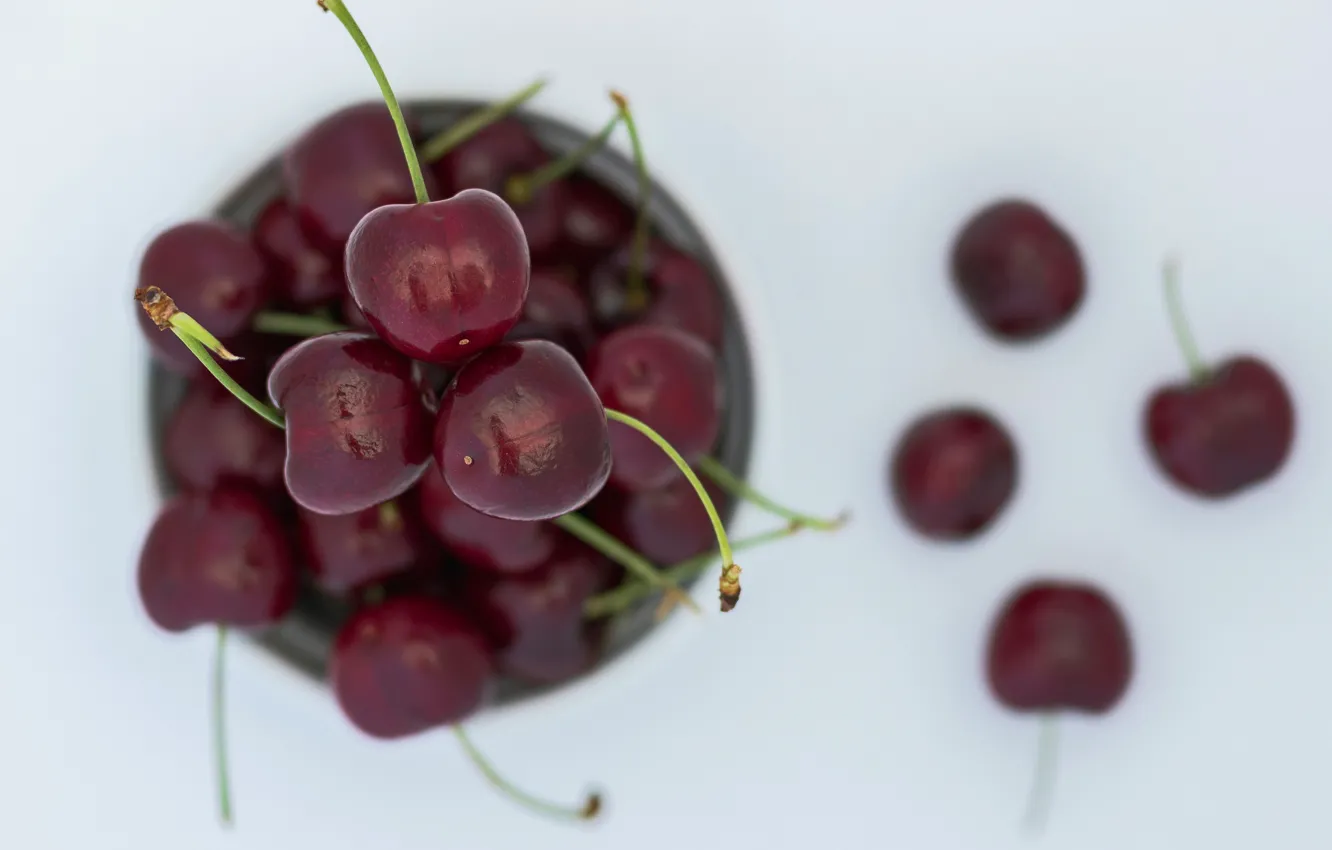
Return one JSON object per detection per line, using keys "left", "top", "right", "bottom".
{"left": 886, "top": 199, "right": 1295, "bottom": 829}
{"left": 133, "top": 0, "right": 841, "bottom": 829}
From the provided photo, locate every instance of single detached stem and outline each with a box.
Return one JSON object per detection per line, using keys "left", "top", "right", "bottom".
{"left": 1161, "top": 257, "right": 1209, "bottom": 382}
{"left": 319, "top": 0, "right": 430, "bottom": 204}
{"left": 174, "top": 332, "right": 286, "bottom": 429}
{"left": 551, "top": 513, "right": 699, "bottom": 614}
{"left": 583, "top": 524, "right": 801, "bottom": 619}
{"left": 452, "top": 726, "right": 601, "bottom": 822}
{"left": 610, "top": 91, "right": 651, "bottom": 310}
{"left": 253, "top": 311, "right": 349, "bottom": 337}
{"left": 213, "top": 625, "right": 233, "bottom": 828}
{"left": 1022, "top": 714, "right": 1060, "bottom": 837}
{"left": 603, "top": 408, "right": 741, "bottom": 611}
{"left": 420, "top": 77, "right": 549, "bottom": 163}
{"left": 505, "top": 112, "right": 621, "bottom": 206}
{"left": 696, "top": 455, "right": 849, "bottom": 532}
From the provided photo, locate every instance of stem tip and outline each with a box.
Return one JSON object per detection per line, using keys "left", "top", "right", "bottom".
{"left": 134, "top": 285, "right": 177, "bottom": 329}
{"left": 608, "top": 90, "right": 628, "bottom": 110}
{"left": 718, "top": 563, "right": 742, "bottom": 613}
{"left": 581, "top": 792, "right": 603, "bottom": 820}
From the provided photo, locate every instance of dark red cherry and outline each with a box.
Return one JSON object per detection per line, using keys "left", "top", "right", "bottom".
{"left": 297, "top": 504, "right": 426, "bottom": 593}
{"left": 432, "top": 118, "right": 565, "bottom": 259}
{"left": 986, "top": 580, "right": 1133, "bottom": 714}
{"left": 588, "top": 325, "right": 721, "bottom": 492}
{"left": 417, "top": 462, "right": 560, "bottom": 575}
{"left": 1144, "top": 356, "right": 1294, "bottom": 498}
{"left": 138, "top": 487, "right": 296, "bottom": 632}
{"left": 464, "top": 540, "right": 619, "bottom": 685}
{"left": 163, "top": 379, "right": 285, "bottom": 496}
{"left": 591, "top": 474, "right": 727, "bottom": 565}
{"left": 267, "top": 331, "right": 434, "bottom": 515}
{"left": 889, "top": 407, "right": 1018, "bottom": 541}
{"left": 586, "top": 240, "right": 724, "bottom": 349}
{"left": 330, "top": 596, "right": 494, "bottom": 739}
{"left": 950, "top": 200, "right": 1086, "bottom": 342}
{"left": 504, "top": 266, "right": 596, "bottom": 363}
{"left": 136, "top": 220, "right": 269, "bottom": 376}
{"left": 556, "top": 175, "right": 633, "bottom": 268}
{"left": 434, "top": 339, "right": 611, "bottom": 521}
{"left": 282, "top": 102, "right": 437, "bottom": 257}
{"left": 345, "top": 188, "right": 529, "bottom": 365}
{"left": 253, "top": 197, "right": 345, "bottom": 308}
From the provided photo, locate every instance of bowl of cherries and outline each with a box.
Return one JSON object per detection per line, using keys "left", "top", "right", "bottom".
{"left": 133, "top": 0, "right": 844, "bottom": 829}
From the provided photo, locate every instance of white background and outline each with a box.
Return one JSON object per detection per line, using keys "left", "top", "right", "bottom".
{"left": 3, "top": 1, "right": 1332, "bottom": 848}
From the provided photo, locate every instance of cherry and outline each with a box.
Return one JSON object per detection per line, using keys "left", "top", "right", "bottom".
{"left": 555, "top": 175, "right": 633, "bottom": 269}
{"left": 252, "top": 197, "right": 346, "bottom": 308}
{"left": 591, "top": 474, "right": 728, "bottom": 565}
{"left": 329, "top": 595, "right": 494, "bottom": 739}
{"left": 417, "top": 462, "right": 561, "bottom": 575}
{"left": 950, "top": 200, "right": 1086, "bottom": 342}
{"left": 344, "top": 188, "right": 530, "bottom": 365}
{"left": 1143, "top": 261, "right": 1295, "bottom": 498}
{"left": 586, "top": 239, "right": 724, "bottom": 349}
{"left": 138, "top": 487, "right": 297, "bottom": 632}
{"left": 464, "top": 539, "right": 620, "bottom": 685}
{"left": 163, "top": 379, "right": 286, "bottom": 496}
{"left": 588, "top": 325, "right": 721, "bottom": 492}
{"left": 136, "top": 220, "right": 269, "bottom": 376}
{"left": 297, "top": 503, "right": 426, "bottom": 593}
{"left": 985, "top": 579, "right": 1133, "bottom": 831}
{"left": 889, "top": 406, "right": 1018, "bottom": 541}
{"left": 504, "top": 266, "right": 596, "bottom": 363}
{"left": 434, "top": 339, "right": 611, "bottom": 521}
{"left": 431, "top": 118, "right": 566, "bottom": 259}
{"left": 267, "top": 331, "right": 434, "bottom": 515}
{"left": 282, "top": 101, "right": 437, "bottom": 257}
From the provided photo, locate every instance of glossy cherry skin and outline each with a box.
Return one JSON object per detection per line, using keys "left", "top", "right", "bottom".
{"left": 434, "top": 339, "right": 612, "bottom": 521}
{"left": 504, "top": 266, "right": 596, "bottom": 363}
{"left": 253, "top": 197, "right": 345, "bottom": 308}
{"left": 464, "top": 540, "right": 620, "bottom": 685}
{"left": 268, "top": 331, "right": 434, "bottom": 516}
{"left": 432, "top": 118, "right": 566, "bottom": 259}
{"left": 588, "top": 325, "right": 722, "bottom": 491}
{"left": 890, "top": 407, "right": 1018, "bottom": 541}
{"left": 136, "top": 220, "right": 269, "bottom": 376}
{"left": 556, "top": 175, "right": 633, "bottom": 268}
{"left": 283, "top": 102, "right": 437, "bottom": 257}
{"left": 417, "top": 462, "right": 560, "bottom": 575}
{"left": 164, "top": 380, "right": 286, "bottom": 496}
{"left": 297, "top": 505, "right": 426, "bottom": 593}
{"left": 1144, "top": 356, "right": 1295, "bottom": 498}
{"left": 587, "top": 240, "right": 724, "bottom": 349}
{"left": 345, "top": 188, "right": 530, "bottom": 365}
{"left": 591, "top": 475, "right": 728, "bottom": 565}
{"left": 330, "top": 595, "right": 494, "bottom": 739}
{"left": 950, "top": 200, "right": 1086, "bottom": 342}
{"left": 138, "top": 488, "right": 297, "bottom": 632}
{"left": 986, "top": 580, "right": 1133, "bottom": 714}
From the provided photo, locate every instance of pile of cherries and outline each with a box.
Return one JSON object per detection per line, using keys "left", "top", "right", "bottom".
{"left": 887, "top": 199, "right": 1295, "bottom": 828}
{"left": 134, "top": 0, "right": 838, "bottom": 828}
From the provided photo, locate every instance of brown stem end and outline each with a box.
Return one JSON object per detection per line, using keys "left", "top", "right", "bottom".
{"left": 608, "top": 90, "right": 628, "bottom": 110}
{"left": 718, "top": 563, "right": 742, "bottom": 612}
{"left": 134, "top": 286, "right": 178, "bottom": 330}
{"left": 580, "top": 792, "right": 603, "bottom": 820}
{"left": 317, "top": 0, "right": 329, "bottom": 10}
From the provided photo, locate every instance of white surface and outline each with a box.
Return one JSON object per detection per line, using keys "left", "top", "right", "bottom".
{"left": 2, "top": 1, "right": 1331, "bottom": 848}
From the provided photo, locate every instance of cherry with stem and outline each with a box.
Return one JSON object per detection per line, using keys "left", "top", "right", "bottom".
{"left": 695, "top": 455, "right": 848, "bottom": 532}
{"left": 504, "top": 111, "right": 621, "bottom": 206}
{"left": 551, "top": 512, "right": 700, "bottom": 614}
{"left": 420, "top": 78, "right": 549, "bottom": 163}
{"left": 609, "top": 91, "right": 651, "bottom": 309}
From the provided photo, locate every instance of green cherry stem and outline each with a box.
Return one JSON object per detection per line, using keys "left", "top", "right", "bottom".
{"left": 696, "top": 455, "right": 849, "bottom": 532}
{"left": 420, "top": 77, "right": 549, "bottom": 163}
{"left": 252, "top": 311, "right": 350, "bottom": 337}
{"left": 551, "top": 513, "right": 700, "bottom": 614}
{"left": 177, "top": 333, "right": 286, "bottom": 429}
{"left": 1161, "top": 256, "right": 1209, "bottom": 382}
{"left": 603, "top": 408, "right": 741, "bottom": 611}
{"left": 1022, "top": 714, "right": 1060, "bottom": 837}
{"left": 505, "top": 111, "right": 621, "bottom": 206}
{"left": 609, "top": 91, "right": 651, "bottom": 309}
{"left": 453, "top": 726, "right": 602, "bottom": 822}
{"left": 213, "top": 625, "right": 233, "bottom": 828}
{"left": 582, "top": 523, "right": 802, "bottom": 619}
{"left": 318, "top": 0, "right": 430, "bottom": 204}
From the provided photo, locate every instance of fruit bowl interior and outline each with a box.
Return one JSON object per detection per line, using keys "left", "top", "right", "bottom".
{"left": 145, "top": 98, "right": 756, "bottom": 708}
